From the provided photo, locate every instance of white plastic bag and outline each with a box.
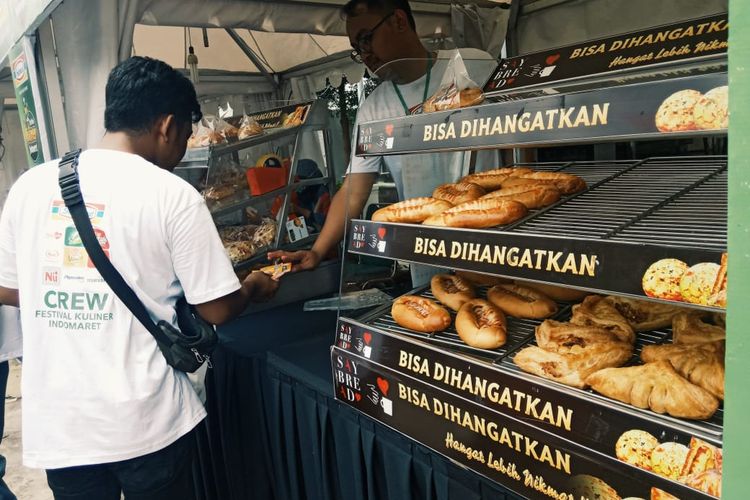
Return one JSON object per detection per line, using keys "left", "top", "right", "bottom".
{"left": 423, "top": 50, "right": 484, "bottom": 113}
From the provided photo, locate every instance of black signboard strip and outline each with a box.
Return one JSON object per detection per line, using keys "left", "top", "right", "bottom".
{"left": 331, "top": 346, "right": 714, "bottom": 500}
{"left": 348, "top": 219, "right": 725, "bottom": 312}
{"left": 484, "top": 14, "right": 728, "bottom": 96}
{"left": 356, "top": 73, "right": 727, "bottom": 156}
{"left": 335, "top": 317, "right": 722, "bottom": 445}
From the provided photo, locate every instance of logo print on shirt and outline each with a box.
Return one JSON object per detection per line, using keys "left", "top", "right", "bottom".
{"left": 42, "top": 267, "right": 60, "bottom": 286}
{"left": 50, "top": 200, "right": 106, "bottom": 225}
{"left": 61, "top": 226, "right": 110, "bottom": 268}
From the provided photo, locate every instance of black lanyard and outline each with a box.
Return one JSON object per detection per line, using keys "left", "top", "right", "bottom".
{"left": 392, "top": 54, "right": 433, "bottom": 115}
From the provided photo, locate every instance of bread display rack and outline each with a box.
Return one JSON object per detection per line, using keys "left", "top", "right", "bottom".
{"left": 176, "top": 100, "right": 336, "bottom": 270}
{"left": 332, "top": 14, "right": 728, "bottom": 500}
{"left": 177, "top": 100, "right": 340, "bottom": 312}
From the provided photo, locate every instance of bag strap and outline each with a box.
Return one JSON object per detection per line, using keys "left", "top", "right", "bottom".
{"left": 58, "top": 150, "right": 175, "bottom": 348}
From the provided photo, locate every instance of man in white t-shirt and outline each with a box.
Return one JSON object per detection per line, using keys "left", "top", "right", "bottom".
{"left": 270, "top": 0, "right": 496, "bottom": 276}
{"left": 0, "top": 57, "right": 278, "bottom": 499}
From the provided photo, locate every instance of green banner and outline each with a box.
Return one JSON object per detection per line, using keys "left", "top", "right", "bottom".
{"left": 9, "top": 41, "right": 44, "bottom": 166}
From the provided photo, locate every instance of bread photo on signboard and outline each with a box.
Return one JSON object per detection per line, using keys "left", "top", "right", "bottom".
{"left": 568, "top": 474, "right": 621, "bottom": 500}
{"left": 650, "top": 442, "right": 690, "bottom": 481}
{"left": 615, "top": 429, "right": 660, "bottom": 471}
{"left": 642, "top": 258, "right": 689, "bottom": 301}
{"left": 655, "top": 89, "right": 703, "bottom": 132}
{"left": 693, "top": 85, "right": 729, "bottom": 130}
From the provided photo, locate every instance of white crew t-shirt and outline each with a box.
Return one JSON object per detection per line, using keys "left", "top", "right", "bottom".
{"left": 0, "top": 149, "right": 241, "bottom": 469}
{"left": 348, "top": 48, "right": 498, "bottom": 199}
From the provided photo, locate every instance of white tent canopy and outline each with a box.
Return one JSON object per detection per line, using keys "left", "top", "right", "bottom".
{"left": 42, "top": 0, "right": 510, "bottom": 148}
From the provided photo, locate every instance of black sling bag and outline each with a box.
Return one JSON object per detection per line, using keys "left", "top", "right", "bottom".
{"left": 57, "top": 149, "right": 216, "bottom": 372}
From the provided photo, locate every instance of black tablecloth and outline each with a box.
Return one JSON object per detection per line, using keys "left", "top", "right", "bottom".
{"left": 199, "top": 302, "right": 518, "bottom": 500}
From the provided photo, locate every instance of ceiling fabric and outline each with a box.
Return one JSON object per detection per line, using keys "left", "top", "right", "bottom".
{"left": 513, "top": 0, "right": 728, "bottom": 54}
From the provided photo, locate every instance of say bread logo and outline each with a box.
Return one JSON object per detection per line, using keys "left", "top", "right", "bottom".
{"left": 42, "top": 267, "right": 60, "bottom": 286}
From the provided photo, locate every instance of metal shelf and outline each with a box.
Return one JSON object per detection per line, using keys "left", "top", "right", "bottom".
{"left": 352, "top": 286, "right": 723, "bottom": 441}
{"left": 345, "top": 156, "right": 727, "bottom": 312}
{"left": 355, "top": 72, "right": 728, "bottom": 157}
{"left": 179, "top": 125, "right": 302, "bottom": 164}
{"left": 209, "top": 177, "right": 330, "bottom": 218}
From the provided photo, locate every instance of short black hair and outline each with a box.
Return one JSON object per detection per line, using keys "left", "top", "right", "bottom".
{"left": 342, "top": 0, "right": 416, "bottom": 32}
{"left": 104, "top": 56, "right": 201, "bottom": 134}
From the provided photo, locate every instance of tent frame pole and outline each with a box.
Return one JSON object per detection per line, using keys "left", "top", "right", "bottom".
{"left": 225, "top": 28, "right": 279, "bottom": 90}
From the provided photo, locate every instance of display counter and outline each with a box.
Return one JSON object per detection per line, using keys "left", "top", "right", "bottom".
{"left": 197, "top": 298, "right": 522, "bottom": 500}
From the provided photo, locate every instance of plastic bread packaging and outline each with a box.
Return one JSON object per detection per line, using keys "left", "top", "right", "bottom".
{"left": 423, "top": 49, "right": 485, "bottom": 113}
{"left": 215, "top": 116, "right": 240, "bottom": 142}
{"left": 238, "top": 114, "right": 265, "bottom": 139}
{"left": 187, "top": 116, "right": 227, "bottom": 149}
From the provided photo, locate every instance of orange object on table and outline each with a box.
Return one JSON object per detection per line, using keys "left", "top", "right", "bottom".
{"left": 246, "top": 165, "right": 290, "bottom": 196}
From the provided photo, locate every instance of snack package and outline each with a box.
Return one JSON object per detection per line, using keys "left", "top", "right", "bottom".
{"left": 215, "top": 116, "right": 239, "bottom": 142}
{"left": 238, "top": 114, "right": 264, "bottom": 139}
{"left": 423, "top": 50, "right": 485, "bottom": 113}
{"left": 187, "top": 116, "right": 226, "bottom": 149}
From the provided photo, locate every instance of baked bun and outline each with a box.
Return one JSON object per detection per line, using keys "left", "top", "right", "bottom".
{"left": 487, "top": 283, "right": 558, "bottom": 319}
{"left": 432, "top": 182, "right": 486, "bottom": 205}
{"left": 460, "top": 87, "right": 484, "bottom": 107}
{"left": 372, "top": 197, "right": 452, "bottom": 223}
{"left": 456, "top": 299, "right": 507, "bottom": 349}
{"left": 455, "top": 270, "right": 511, "bottom": 287}
{"left": 461, "top": 167, "right": 532, "bottom": 190}
{"left": 504, "top": 171, "right": 587, "bottom": 195}
{"left": 422, "top": 198, "right": 527, "bottom": 228}
{"left": 430, "top": 274, "right": 476, "bottom": 311}
{"left": 514, "top": 280, "right": 589, "bottom": 302}
{"left": 391, "top": 295, "right": 451, "bottom": 333}
{"left": 481, "top": 184, "right": 561, "bottom": 209}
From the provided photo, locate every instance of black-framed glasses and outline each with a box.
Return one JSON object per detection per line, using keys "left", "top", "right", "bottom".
{"left": 350, "top": 11, "right": 395, "bottom": 63}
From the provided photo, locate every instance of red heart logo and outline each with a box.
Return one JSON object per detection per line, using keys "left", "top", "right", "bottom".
{"left": 545, "top": 54, "right": 560, "bottom": 65}
{"left": 377, "top": 377, "right": 389, "bottom": 396}
{"left": 377, "top": 227, "right": 386, "bottom": 239}
{"left": 355, "top": 393, "right": 362, "bottom": 401}
{"left": 385, "top": 124, "right": 394, "bottom": 136}
{"left": 363, "top": 332, "right": 372, "bottom": 345}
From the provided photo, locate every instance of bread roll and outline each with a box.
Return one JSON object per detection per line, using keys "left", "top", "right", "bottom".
{"left": 391, "top": 295, "right": 451, "bottom": 333}
{"left": 432, "top": 182, "right": 486, "bottom": 205}
{"left": 481, "top": 184, "right": 561, "bottom": 209}
{"left": 514, "top": 280, "right": 589, "bottom": 302}
{"left": 455, "top": 270, "right": 511, "bottom": 287}
{"left": 461, "top": 167, "right": 532, "bottom": 190}
{"left": 456, "top": 299, "right": 507, "bottom": 349}
{"left": 422, "top": 198, "right": 527, "bottom": 228}
{"left": 372, "top": 197, "right": 452, "bottom": 223}
{"left": 430, "top": 274, "right": 476, "bottom": 311}
{"left": 487, "top": 283, "right": 558, "bottom": 319}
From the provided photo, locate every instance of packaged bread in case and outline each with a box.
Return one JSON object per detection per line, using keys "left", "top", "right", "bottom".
{"left": 423, "top": 49, "right": 484, "bottom": 113}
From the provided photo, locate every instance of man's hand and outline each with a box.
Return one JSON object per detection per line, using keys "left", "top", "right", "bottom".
{"left": 267, "top": 249, "right": 321, "bottom": 273}
{"left": 244, "top": 271, "right": 280, "bottom": 302}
